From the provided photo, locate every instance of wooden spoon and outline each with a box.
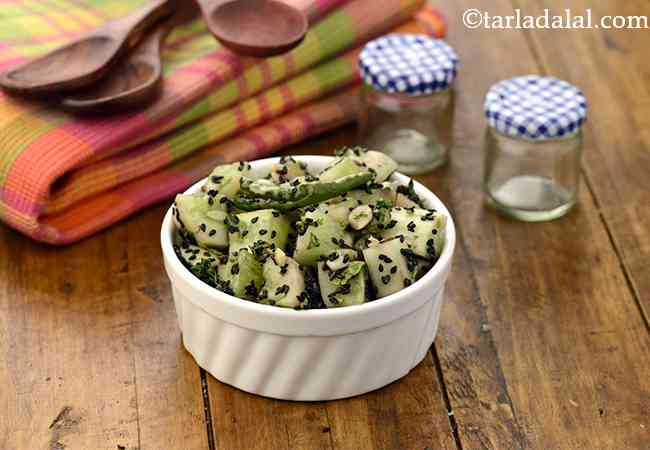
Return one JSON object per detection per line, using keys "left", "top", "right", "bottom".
{"left": 60, "top": 3, "right": 199, "bottom": 113}
{"left": 197, "top": 0, "right": 309, "bottom": 57}
{"left": 0, "top": 0, "right": 173, "bottom": 95}
{"left": 59, "top": 22, "right": 172, "bottom": 113}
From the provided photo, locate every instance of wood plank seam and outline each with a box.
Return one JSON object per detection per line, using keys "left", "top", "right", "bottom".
{"left": 431, "top": 348, "right": 464, "bottom": 450}
{"left": 125, "top": 234, "right": 144, "bottom": 450}
{"left": 585, "top": 176, "right": 650, "bottom": 331}
{"left": 322, "top": 403, "right": 336, "bottom": 449}
{"left": 436, "top": 220, "right": 531, "bottom": 449}
{"left": 201, "top": 369, "right": 217, "bottom": 450}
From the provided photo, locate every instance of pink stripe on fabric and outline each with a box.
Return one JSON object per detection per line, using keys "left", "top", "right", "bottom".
{"left": 237, "top": 73, "right": 249, "bottom": 99}
{"left": 0, "top": 186, "right": 41, "bottom": 216}
{"left": 0, "top": 57, "right": 27, "bottom": 71}
{"left": 256, "top": 94, "right": 271, "bottom": 123}
{"left": 259, "top": 61, "right": 273, "bottom": 87}
{"left": 232, "top": 105, "right": 247, "bottom": 130}
{"left": 282, "top": 53, "right": 296, "bottom": 77}
{"left": 242, "top": 132, "right": 267, "bottom": 154}
{"left": 271, "top": 122, "right": 294, "bottom": 147}
{"left": 58, "top": 112, "right": 151, "bottom": 156}
{"left": 295, "top": 111, "right": 316, "bottom": 134}
{"left": 213, "top": 50, "right": 245, "bottom": 78}
{"left": 278, "top": 84, "right": 296, "bottom": 112}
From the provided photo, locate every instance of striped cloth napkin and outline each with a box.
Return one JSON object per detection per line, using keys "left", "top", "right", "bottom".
{"left": 0, "top": 0, "right": 445, "bottom": 244}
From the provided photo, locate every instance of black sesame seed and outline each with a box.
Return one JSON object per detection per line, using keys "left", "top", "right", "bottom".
{"left": 209, "top": 229, "right": 216, "bottom": 237}
{"left": 251, "top": 216, "right": 259, "bottom": 224}
{"left": 390, "top": 266, "right": 397, "bottom": 274}
{"left": 231, "top": 264, "right": 240, "bottom": 275}
{"left": 199, "top": 223, "right": 207, "bottom": 232}
{"left": 259, "top": 229, "right": 268, "bottom": 235}
{"left": 378, "top": 264, "right": 384, "bottom": 273}
{"left": 381, "top": 275, "right": 391, "bottom": 285}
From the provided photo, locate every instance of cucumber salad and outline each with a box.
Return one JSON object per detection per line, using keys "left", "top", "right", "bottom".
{"left": 173, "top": 147, "right": 447, "bottom": 309}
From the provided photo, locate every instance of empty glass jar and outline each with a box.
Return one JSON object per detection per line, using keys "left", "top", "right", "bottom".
{"left": 483, "top": 75, "right": 587, "bottom": 221}
{"left": 357, "top": 34, "right": 458, "bottom": 174}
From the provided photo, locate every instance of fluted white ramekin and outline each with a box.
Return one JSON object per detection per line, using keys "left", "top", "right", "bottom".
{"left": 161, "top": 155, "right": 455, "bottom": 401}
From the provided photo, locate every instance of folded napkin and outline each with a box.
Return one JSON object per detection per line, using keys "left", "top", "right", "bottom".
{"left": 0, "top": 0, "right": 445, "bottom": 244}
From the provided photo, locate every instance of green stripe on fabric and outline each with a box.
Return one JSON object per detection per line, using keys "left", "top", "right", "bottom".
{"left": 310, "top": 58, "right": 354, "bottom": 93}
{"left": 309, "top": 9, "right": 357, "bottom": 56}
{"left": 162, "top": 35, "right": 218, "bottom": 75}
{"left": 0, "top": 5, "right": 29, "bottom": 19}
{"left": 167, "top": 122, "right": 211, "bottom": 161}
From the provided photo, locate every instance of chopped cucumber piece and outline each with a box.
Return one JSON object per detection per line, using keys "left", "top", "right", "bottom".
{"left": 174, "top": 193, "right": 229, "bottom": 249}
{"left": 379, "top": 208, "right": 447, "bottom": 259}
{"left": 322, "top": 248, "right": 358, "bottom": 272}
{"left": 229, "top": 209, "right": 290, "bottom": 254}
{"left": 176, "top": 243, "right": 224, "bottom": 272}
{"left": 318, "top": 157, "right": 366, "bottom": 182}
{"left": 271, "top": 156, "right": 308, "bottom": 184}
{"left": 218, "top": 248, "right": 264, "bottom": 300}
{"left": 318, "top": 260, "right": 368, "bottom": 307}
{"left": 203, "top": 161, "right": 251, "bottom": 197}
{"left": 335, "top": 147, "right": 398, "bottom": 182}
{"left": 262, "top": 248, "right": 305, "bottom": 308}
{"left": 294, "top": 212, "right": 353, "bottom": 266}
{"left": 363, "top": 236, "right": 414, "bottom": 298}
{"left": 348, "top": 205, "right": 373, "bottom": 230}
{"left": 301, "top": 199, "right": 356, "bottom": 228}
{"left": 341, "top": 181, "right": 397, "bottom": 207}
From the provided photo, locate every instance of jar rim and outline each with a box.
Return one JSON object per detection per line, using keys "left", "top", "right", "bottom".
{"left": 487, "top": 124, "right": 582, "bottom": 143}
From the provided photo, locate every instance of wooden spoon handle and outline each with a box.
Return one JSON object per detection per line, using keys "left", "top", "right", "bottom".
{"left": 105, "top": 0, "right": 174, "bottom": 48}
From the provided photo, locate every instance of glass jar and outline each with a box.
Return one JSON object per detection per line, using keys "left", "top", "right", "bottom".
{"left": 357, "top": 34, "right": 458, "bottom": 175}
{"left": 483, "top": 75, "right": 587, "bottom": 222}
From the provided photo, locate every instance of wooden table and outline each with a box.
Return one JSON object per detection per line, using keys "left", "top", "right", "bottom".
{"left": 2, "top": 1, "right": 649, "bottom": 449}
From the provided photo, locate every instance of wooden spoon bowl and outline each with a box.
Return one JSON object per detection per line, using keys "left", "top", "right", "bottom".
{"left": 200, "top": 0, "right": 308, "bottom": 57}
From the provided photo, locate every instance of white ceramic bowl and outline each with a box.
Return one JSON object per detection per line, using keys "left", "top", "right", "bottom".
{"left": 161, "top": 155, "right": 455, "bottom": 401}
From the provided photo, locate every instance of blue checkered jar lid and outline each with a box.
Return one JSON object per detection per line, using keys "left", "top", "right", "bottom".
{"left": 358, "top": 34, "right": 458, "bottom": 96}
{"left": 484, "top": 75, "right": 587, "bottom": 140}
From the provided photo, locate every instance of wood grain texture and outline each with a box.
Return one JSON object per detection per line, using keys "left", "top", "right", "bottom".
{"left": 0, "top": 207, "right": 209, "bottom": 450}
{"left": 2, "top": 1, "right": 650, "bottom": 449}
{"left": 515, "top": 0, "right": 650, "bottom": 325}
{"left": 431, "top": 0, "right": 650, "bottom": 448}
